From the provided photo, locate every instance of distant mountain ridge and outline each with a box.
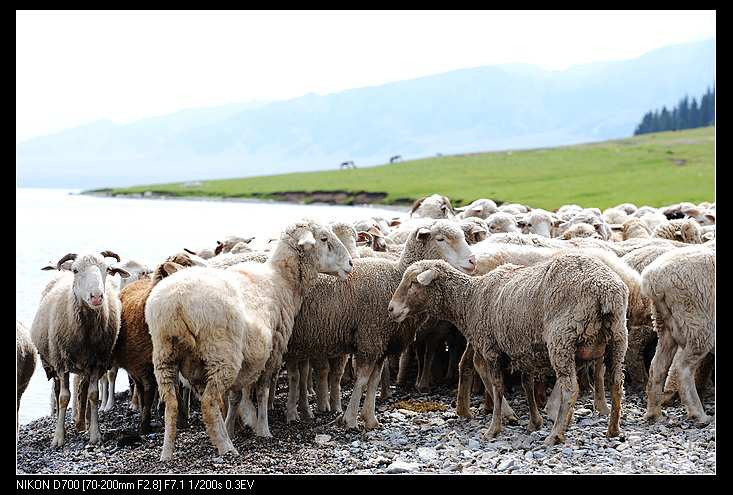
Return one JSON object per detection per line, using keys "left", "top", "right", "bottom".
{"left": 17, "top": 38, "right": 715, "bottom": 188}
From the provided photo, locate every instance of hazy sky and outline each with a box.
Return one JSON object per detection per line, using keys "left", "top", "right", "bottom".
{"left": 16, "top": 10, "right": 715, "bottom": 141}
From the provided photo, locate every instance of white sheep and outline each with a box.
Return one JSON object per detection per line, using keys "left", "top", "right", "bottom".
{"left": 642, "top": 245, "right": 715, "bottom": 425}
{"left": 146, "top": 219, "right": 353, "bottom": 460}
{"left": 31, "top": 252, "right": 130, "bottom": 448}
{"left": 455, "top": 199, "right": 499, "bottom": 219}
{"left": 17, "top": 320, "right": 37, "bottom": 433}
{"left": 486, "top": 212, "right": 519, "bottom": 235}
{"left": 388, "top": 253, "right": 628, "bottom": 445}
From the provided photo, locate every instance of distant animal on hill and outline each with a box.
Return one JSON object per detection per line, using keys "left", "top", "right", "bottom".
{"left": 390, "top": 155, "right": 402, "bottom": 163}
{"left": 340, "top": 161, "right": 356, "bottom": 170}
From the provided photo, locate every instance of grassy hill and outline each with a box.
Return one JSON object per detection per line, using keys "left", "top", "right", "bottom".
{"left": 96, "top": 126, "right": 715, "bottom": 210}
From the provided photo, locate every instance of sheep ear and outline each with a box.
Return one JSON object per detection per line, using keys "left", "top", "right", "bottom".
{"left": 41, "top": 264, "right": 57, "bottom": 271}
{"left": 389, "top": 218, "right": 402, "bottom": 227}
{"left": 455, "top": 206, "right": 467, "bottom": 212}
{"left": 214, "top": 241, "right": 224, "bottom": 255}
{"left": 244, "top": 237, "right": 255, "bottom": 244}
{"left": 559, "top": 221, "right": 570, "bottom": 231}
{"left": 409, "top": 197, "right": 426, "bottom": 217}
{"left": 297, "top": 231, "right": 316, "bottom": 249}
{"left": 356, "top": 231, "right": 373, "bottom": 244}
{"left": 704, "top": 213, "right": 716, "bottom": 223}
{"left": 470, "top": 227, "right": 486, "bottom": 236}
{"left": 108, "top": 267, "right": 131, "bottom": 278}
{"left": 416, "top": 228, "right": 431, "bottom": 241}
{"left": 161, "top": 262, "right": 184, "bottom": 276}
{"left": 367, "top": 226, "right": 383, "bottom": 238}
{"left": 416, "top": 269, "right": 437, "bottom": 286}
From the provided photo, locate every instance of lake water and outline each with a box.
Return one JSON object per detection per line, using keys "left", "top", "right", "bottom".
{"left": 16, "top": 188, "right": 402, "bottom": 425}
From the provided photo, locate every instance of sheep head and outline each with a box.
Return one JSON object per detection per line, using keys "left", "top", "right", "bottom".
{"left": 412, "top": 220, "right": 476, "bottom": 273}
{"left": 60, "top": 252, "right": 130, "bottom": 310}
{"left": 388, "top": 260, "right": 448, "bottom": 322}
{"left": 287, "top": 220, "right": 353, "bottom": 280}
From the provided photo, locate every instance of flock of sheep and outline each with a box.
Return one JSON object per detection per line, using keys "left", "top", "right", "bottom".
{"left": 16, "top": 194, "right": 715, "bottom": 464}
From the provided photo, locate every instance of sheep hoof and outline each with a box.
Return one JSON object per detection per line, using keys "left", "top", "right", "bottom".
{"left": 88, "top": 432, "right": 102, "bottom": 445}
{"left": 644, "top": 411, "right": 662, "bottom": 423}
{"left": 254, "top": 426, "right": 273, "bottom": 438}
{"left": 51, "top": 436, "right": 65, "bottom": 449}
{"left": 690, "top": 414, "right": 713, "bottom": 426}
{"left": 160, "top": 451, "right": 173, "bottom": 462}
{"left": 527, "top": 419, "right": 543, "bottom": 432}
{"left": 543, "top": 434, "right": 564, "bottom": 446}
{"left": 605, "top": 427, "right": 621, "bottom": 438}
{"left": 285, "top": 410, "right": 300, "bottom": 423}
{"left": 363, "top": 419, "right": 381, "bottom": 430}
{"left": 481, "top": 429, "right": 500, "bottom": 441}
{"left": 595, "top": 403, "right": 611, "bottom": 416}
{"left": 299, "top": 407, "right": 314, "bottom": 421}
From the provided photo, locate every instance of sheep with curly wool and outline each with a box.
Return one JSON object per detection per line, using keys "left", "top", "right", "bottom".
{"left": 455, "top": 199, "right": 499, "bottom": 219}
{"left": 561, "top": 223, "right": 602, "bottom": 240}
{"left": 388, "top": 253, "right": 628, "bottom": 445}
{"left": 145, "top": 220, "right": 353, "bottom": 460}
{"left": 653, "top": 218, "right": 703, "bottom": 244}
{"left": 409, "top": 194, "right": 455, "bottom": 219}
{"left": 486, "top": 212, "right": 520, "bottom": 235}
{"left": 641, "top": 245, "right": 715, "bottom": 425}
{"left": 517, "top": 209, "right": 560, "bottom": 238}
{"left": 30, "top": 251, "right": 130, "bottom": 448}
{"left": 282, "top": 220, "right": 477, "bottom": 429}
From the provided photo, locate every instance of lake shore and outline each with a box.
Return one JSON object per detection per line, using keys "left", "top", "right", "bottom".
{"left": 81, "top": 190, "right": 410, "bottom": 212}
{"left": 17, "top": 378, "right": 715, "bottom": 474}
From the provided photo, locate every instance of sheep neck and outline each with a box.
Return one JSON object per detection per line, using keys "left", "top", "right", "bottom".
{"left": 396, "top": 237, "right": 430, "bottom": 272}
{"left": 423, "top": 270, "right": 477, "bottom": 338}
{"left": 267, "top": 239, "right": 316, "bottom": 300}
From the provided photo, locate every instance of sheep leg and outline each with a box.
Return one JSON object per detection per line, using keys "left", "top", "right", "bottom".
{"left": 340, "top": 359, "right": 373, "bottom": 429}
{"left": 675, "top": 347, "right": 713, "bottom": 425}
{"left": 314, "top": 361, "right": 331, "bottom": 412}
{"left": 238, "top": 383, "right": 257, "bottom": 429}
{"left": 534, "top": 380, "right": 548, "bottom": 409}
{"left": 103, "top": 367, "right": 118, "bottom": 412}
{"left": 298, "top": 360, "right": 314, "bottom": 420}
{"left": 268, "top": 372, "right": 277, "bottom": 410}
{"left": 99, "top": 374, "right": 108, "bottom": 411}
{"left": 130, "top": 379, "right": 139, "bottom": 411}
{"left": 473, "top": 351, "right": 517, "bottom": 421}
{"left": 625, "top": 328, "right": 651, "bottom": 391}
{"left": 645, "top": 330, "right": 677, "bottom": 422}
{"left": 307, "top": 363, "right": 315, "bottom": 395}
{"left": 544, "top": 358, "right": 579, "bottom": 446}
{"left": 417, "top": 339, "right": 436, "bottom": 392}
{"left": 329, "top": 355, "right": 348, "bottom": 413}
{"left": 593, "top": 358, "right": 611, "bottom": 415}
{"left": 224, "top": 387, "right": 243, "bottom": 437}
{"left": 86, "top": 370, "right": 102, "bottom": 444}
{"left": 285, "top": 359, "right": 301, "bottom": 423}
{"left": 479, "top": 354, "right": 504, "bottom": 440}
{"left": 545, "top": 382, "right": 562, "bottom": 423}
{"left": 175, "top": 382, "right": 190, "bottom": 429}
{"left": 139, "top": 377, "right": 156, "bottom": 435}
{"left": 396, "top": 345, "right": 413, "bottom": 386}
{"left": 201, "top": 381, "right": 238, "bottom": 456}
{"left": 51, "top": 377, "right": 60, "bottom": 416}
{"left": 456, "top": 344, "right": 475, "bottom": 419}
{"left": 361, "top": 359, "right": 384, "bottom": 430}
{"left": 254, "top": 373, "right": 274, "bottom": 437}
{"left": 521, "top": 373, "right": 543, "bottom": 432}
{"left": 73, "top": 374, "right": 89, "bottom": 431}
{"left": 380, "top": 361, "right": 392, "bottom": 399}
{"left": 606, "top": 329, "right": 627, "bottom": 438}
{"left": 444, "top": 336, "right": 463, "bottom": 384}
{"left": 51, "top": 373, "right": 70, "bottom": 448}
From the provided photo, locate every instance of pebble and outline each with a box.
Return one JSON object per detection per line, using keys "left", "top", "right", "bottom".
{"left": 386, "top": 460, "right": 420, "bottom": 473}
{"left": 15, "top": 383, "right": 716, "bottom": 475}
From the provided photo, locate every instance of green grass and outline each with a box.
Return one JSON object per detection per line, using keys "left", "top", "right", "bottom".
{"left": 97, "top": 126, "right": 715, "bottom": 210}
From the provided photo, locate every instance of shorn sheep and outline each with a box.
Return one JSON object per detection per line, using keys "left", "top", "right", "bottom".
{"left": 283, "top": 220, "right": 477, "bottom": 429}
{"left": 388, "top": 254, "right": 628, "bottom": 445}
{"left": 146, "top": 220, "right": 353, "bottom": 460}
{"left": 642, "top": 245, "right": 715, "bottom": 425}
{"left": 17, "top": 320, "right": 37, "bottom": 433}
{"left": 31, "top": 252, "right": 130, "bottom": 448}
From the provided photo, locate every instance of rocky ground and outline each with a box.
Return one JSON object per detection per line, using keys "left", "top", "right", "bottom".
{"left": 17, "top": 378, "right": 715, "bottom": 474}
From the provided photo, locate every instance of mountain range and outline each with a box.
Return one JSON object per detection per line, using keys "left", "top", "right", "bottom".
{"left": 16, "top": 38, "right": 715, "bottom": 188}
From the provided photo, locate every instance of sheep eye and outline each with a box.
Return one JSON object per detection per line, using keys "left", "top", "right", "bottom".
{"left": 321, "top": 238, "right": 328, "bottom": 242}
{"left": 436, "top": 237, "right": 445, "bottom": 242}
{"left": 72, "top": 269, "right": 78, "bottom": 274}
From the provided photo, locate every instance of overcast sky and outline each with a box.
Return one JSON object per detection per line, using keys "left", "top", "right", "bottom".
{"left": 16, "top": 10, "right": 715, "bottom": 141}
